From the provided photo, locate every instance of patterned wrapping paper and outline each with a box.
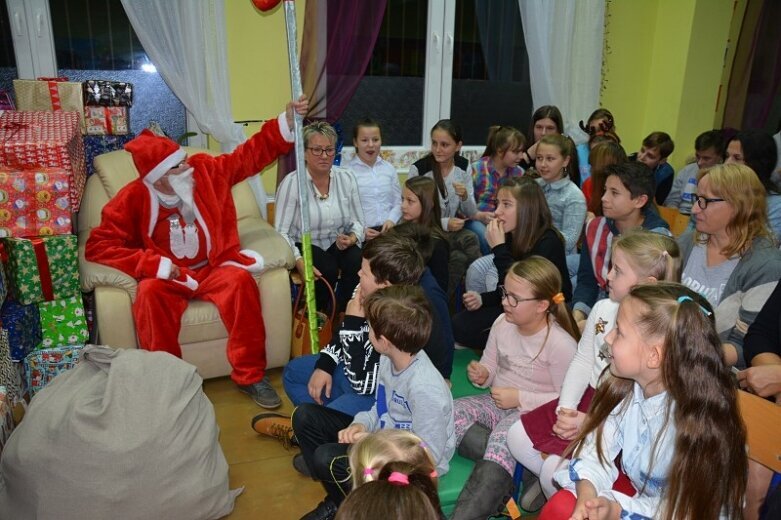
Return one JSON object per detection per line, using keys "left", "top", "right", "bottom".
{"left": 23, "top": 345, "right": 83, "bottom": 397}
{"left": 0, "top": 300, "right": 42, "bottom": 361}
{"left": 0, "top": 168, "right": 72, "bottom": 237}
{"left": 0, "top": 385, "right": 15, "bottom": 455}
{"left": 82, "top": 80, "right": 133, "bottom": 107}
{"left": 0, "top": 252, "right": 6, "bottom": 307}
{"left": 13, "top": 78, "right": 86, "bottom": 133}
{"left": 84, "top": 106, "right": 129, "bottom": 135}
{"left": 38, "top": 295, "right": 89, "bottom": 349}
{"left": 83, "top": 134, "right": 135, "bottom": 177}
{"left": 0, "top": 329, "right": 21, "bottom": 404}
{"left": 0, "top": 110, "right": 87, "bottom": 211}
{"left": 3, "top": 235, "right": 80, "bottom": 305}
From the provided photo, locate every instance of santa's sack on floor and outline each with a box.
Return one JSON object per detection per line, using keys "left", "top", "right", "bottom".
{"left": 0, "top": 344, "right": 242, "bottom": 520}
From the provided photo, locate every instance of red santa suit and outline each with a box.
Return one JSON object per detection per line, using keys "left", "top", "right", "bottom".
{"left": 85, "top": 117, "right": 292, "bottom": 386}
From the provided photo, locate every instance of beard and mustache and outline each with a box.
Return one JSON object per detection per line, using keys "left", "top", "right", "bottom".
{"left": 154, "top": 168, "right": 200, "bottom": 259}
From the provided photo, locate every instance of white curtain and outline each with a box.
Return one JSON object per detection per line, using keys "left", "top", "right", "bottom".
{"left": 519, "top": 0, "right": 605, "bottom": 143}
{"left": 120, "top": 0, "right": 269, "bottom": 218}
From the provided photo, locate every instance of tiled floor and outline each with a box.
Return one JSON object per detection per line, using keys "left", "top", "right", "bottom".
{"left": 203, "top": 370, "right": 324, "bottom": 519}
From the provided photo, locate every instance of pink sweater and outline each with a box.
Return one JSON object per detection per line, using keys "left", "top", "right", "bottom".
{"left": 479, "top": 315, "right": 578, "bottom": 412}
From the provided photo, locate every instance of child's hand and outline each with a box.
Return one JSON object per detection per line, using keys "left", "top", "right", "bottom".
{"left": 381, "top": 220, "right": 395, "bottom": 232}
{"left": 447, "top": 218, "right": 465, "bottom": 232}
{"left": 453, "top": 182, "right": 467, "bottom": 200}
{"left": 307, "top": 369, "right": 333, "bottom": 405}
{"left": 467, "top": 360, "right": 489, "bottom": 386}
{"left": 462, "top": 291, "right": 483, "bottom": 311}
{"left": 583, "top": 497, "right": 621, "bottom": 520}
{"left": 364, "top": 227, "right": 381, "bottom": 240}
{"left": 490, "top": 387, "right": 520, "bottom": 410}
{"left": 552, "top": 408, "right": 586, "bottom": 440}
{"left": 485, "top": 218, "right": 505, "bottom": 248}
{"left": 345, "top": 286, "right": 364, "bottom": 317}
{"left": 474, "top": 210, "right": 494, "bottom": 224}
{"left": 338, "top": 423, "right": 367, "bottom": 444}
{"left": 570, "top": 480, "right": 598, "bottom": 520}
{"left": 336, "top": 233, "right": 356, "bottom": 250}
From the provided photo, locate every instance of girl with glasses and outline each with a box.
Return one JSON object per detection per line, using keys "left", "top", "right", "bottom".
{"left": 679, "top": 163, "right": 781, "bottom": 369}
{"left": 275, "top": 121, "right": 366, "bottom": 312}
{"left": 449, "top": 256, "right": 580, "bottom": 520}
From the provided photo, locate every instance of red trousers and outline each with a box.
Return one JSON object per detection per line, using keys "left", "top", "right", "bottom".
{"left": 133, "top": 265, "right": 266, "bottom": 386}
{"left": 538, "top": 469, "right": 636, "bottom": 520}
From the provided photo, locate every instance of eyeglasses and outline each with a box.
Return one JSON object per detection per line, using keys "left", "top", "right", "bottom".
{"left": 694, "top": 195, "right": 725, "bottom": 210}
{"left": 307, "top": 147, "right": 336, "bottom": 157}
{"left": 499, "top": 285, "right": 538, "bottom": 307}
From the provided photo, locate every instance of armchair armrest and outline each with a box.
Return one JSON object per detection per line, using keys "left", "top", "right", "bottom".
{"left": 78, "top": 235, "right": 139, "bottom": 298}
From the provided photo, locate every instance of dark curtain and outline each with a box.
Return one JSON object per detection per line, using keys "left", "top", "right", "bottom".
{"left": 277, "top": 0, "right": 387, "bottom": 184}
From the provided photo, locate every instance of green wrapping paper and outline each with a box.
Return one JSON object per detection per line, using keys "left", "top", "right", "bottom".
{"left": 38, "top": 296, "right": 89, "bottom": 349}
{"left": 3, "top": 235, "right": 79, "bottom": 305}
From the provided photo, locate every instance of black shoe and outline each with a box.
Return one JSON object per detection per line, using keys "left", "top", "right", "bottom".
{"left": 300, "top": 499, "right": 337, "bottom": 520}
{"left": 237, "top": 376, "right": 282, "bottom": 409}
{"left": 293, "top": 452, "right": 318, "bottom": 480}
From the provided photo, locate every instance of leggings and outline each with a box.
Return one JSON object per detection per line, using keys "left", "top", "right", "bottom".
{"left": 454, "top": 394, "right": 519, "bottom": 474}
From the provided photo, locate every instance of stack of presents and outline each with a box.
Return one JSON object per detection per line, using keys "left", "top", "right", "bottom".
{"left": 0, "top": 77, "right": 134, "bottom": 453}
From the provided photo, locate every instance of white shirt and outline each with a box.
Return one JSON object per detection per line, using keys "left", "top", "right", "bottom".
{"left": 346, "top": 156, "right": 402, "bottom": 227}
{"left": 555, "top": 383, "right": 676, "bottom": 519}
{"left": 275, "top": 166, "right": 365, "bottom": 259}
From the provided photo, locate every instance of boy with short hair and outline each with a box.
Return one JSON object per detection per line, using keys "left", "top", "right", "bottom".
{"left": 294, "top": 285, "right": 455, "bottom": 520}
{"left": 664, "top": 129, "right": 725, "bottom": 214}
{"left": 633, "top": 131, "right": 675, "bottom": 205}
{"left": 573, "top": 162, "right": 671, "bottom": 324}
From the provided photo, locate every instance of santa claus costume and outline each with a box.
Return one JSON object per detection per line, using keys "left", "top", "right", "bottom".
{"left": 86, "top": 115, "right": 294, "bottom": 408}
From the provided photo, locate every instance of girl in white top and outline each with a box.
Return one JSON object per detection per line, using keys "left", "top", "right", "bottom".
{"left": 540, "top": 283, "right": 746, "bottom": 520}
{"left": 346, "top": 119, "right": 401, "bottom": 240}
{"left": 507, "top": 231, "right": 682, "bottom": 503}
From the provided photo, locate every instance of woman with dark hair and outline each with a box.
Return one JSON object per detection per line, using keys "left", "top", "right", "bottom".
{"left": 454, "top": 177, "right": 571, "bottom": 349}
{"left": 520, "top": 105, "right": 564, "bottom": 170}
{"left": 725, "top": 130, "right": 781, "bottom": 241}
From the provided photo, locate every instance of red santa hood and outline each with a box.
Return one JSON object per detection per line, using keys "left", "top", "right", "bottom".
{"left": 125, "top": 129, "right": 187, "bottom": 185}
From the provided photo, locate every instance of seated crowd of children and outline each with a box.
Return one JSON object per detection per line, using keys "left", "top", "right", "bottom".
{"left": 259, "top": 109, "right": 781, "bottom": 520}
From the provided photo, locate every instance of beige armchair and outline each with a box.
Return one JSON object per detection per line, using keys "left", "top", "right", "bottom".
{"left": 78, "top": 147, "right": 295, "bottom": 379}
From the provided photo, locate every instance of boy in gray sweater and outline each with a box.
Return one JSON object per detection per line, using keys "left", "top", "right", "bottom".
{"left": 293, "top": 285, "right": 455, "bottom": 520}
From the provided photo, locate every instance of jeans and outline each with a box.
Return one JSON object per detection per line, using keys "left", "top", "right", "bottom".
{"left": 464, "top": 219, "right": 491, "bottom": 255}
{"left": 283, "top": 354, "right": 375, "bottom": 416}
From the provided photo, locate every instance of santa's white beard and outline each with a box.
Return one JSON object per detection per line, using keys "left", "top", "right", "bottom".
{"left": 168, "top": 167, "right": 196, "bottom": 223}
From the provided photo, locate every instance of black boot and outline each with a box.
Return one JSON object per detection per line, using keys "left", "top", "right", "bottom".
{"left": 457, "top": 423, "right": 491, "bottom": 461}
{"left": 450, "top": 460, "right": 514, "bottom": 520}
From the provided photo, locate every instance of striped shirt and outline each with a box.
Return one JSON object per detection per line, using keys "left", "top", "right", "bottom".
{"left": 275, "top": 166, "right": 366, "bottom": 259}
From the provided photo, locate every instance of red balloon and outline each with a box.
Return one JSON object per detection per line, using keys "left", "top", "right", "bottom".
{"left": 252, "top": 0, "right": 282, "bottom": 11}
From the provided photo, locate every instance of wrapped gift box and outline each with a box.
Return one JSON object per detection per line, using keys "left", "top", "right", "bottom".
{"left": 38, "top": 295, "right": 89, "bottom": 349}
{"left": 23, "top": 345, "right": 83, "bottom": 397}
{"left": 3, "top": 235, "right": 79, "bottom": 305}
{"left": 0, "top": 329, "right": 20, "bottom": 404}
{"left": 83, "top": 80, "right": 133, "bottom": 107}
{"left": 0, "top": 385, "right": 15, "bottom": 455}
{"left": 84, "top": 106, "right": 129, "bottom": 136}
{"left": 0, "top": 168, "right": 72, "bottom": 237}
{"left": 1, "top": 301, "right": 42, "bottom": 361}
{"left": 84, "top": 134, "right": 135, "bottom": 177}
{"left": 0, "top": 110, "right": 87, "bottom": 211}
{"left": 13, "top": 78, "right": 86, "bottom": 133}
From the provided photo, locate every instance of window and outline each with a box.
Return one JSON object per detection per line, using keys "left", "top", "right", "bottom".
{"left": 339, "top": 0, "right": 531, "bottom": 146}
{"left": 2, "top": 0, "right": 185, "bottom": 140}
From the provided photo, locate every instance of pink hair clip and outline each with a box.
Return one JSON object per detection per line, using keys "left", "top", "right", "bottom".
{"left": 387, "top": 472, "right": 409, "bottom": 485}
{"left": 430, "top": 470, "right": 438, "bottom": 478}
{"left": 363, "top": 468, "right": 374, "bottom": 476}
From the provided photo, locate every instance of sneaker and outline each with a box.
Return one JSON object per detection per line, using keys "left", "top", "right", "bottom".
{"left": 293, "top": 452, "right": 317, "bottom": 479}
{"left": 251, "top": 412, "right": 294, "bottom": 448}
{"left": 238, "top": 377, "right": 282, "bottom": 409}
{"left": 300, "top": 499, "right": 337, "bottom": 520}
{"left": 520, "top": 476, "right": 545, "bottom": 512}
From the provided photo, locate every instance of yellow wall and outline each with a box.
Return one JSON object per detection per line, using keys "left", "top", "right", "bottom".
{"left": 601, "top": 0, "right": 736, "bottom": 169}
{"left": 223, "top": 0, "right": 305, "bottom": 194}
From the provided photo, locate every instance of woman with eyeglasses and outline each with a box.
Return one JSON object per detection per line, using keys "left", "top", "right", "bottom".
{"left": 275, "top": 121, "right": 366, "bottom": 312}
{"left": 453, "top": 177, "right": 572, "bottom": 349}
{"left": 678, "top": 163, "right": 781, "bottom": 368}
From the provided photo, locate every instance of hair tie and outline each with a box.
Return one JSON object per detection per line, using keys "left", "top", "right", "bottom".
{"left": 430, "top": 470, "right": 438, "bottom": 478}
{"left": 363, "top": 468, "right": 374, "bottom": 476}
{"left": 551, "top": 292, "right": 565, "bottom": 305}
{"left": 387, "top": 472, "right": 409, "bottom": 485}
{"left": 676, "top": 295, "right": 712, "bottom": 316}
